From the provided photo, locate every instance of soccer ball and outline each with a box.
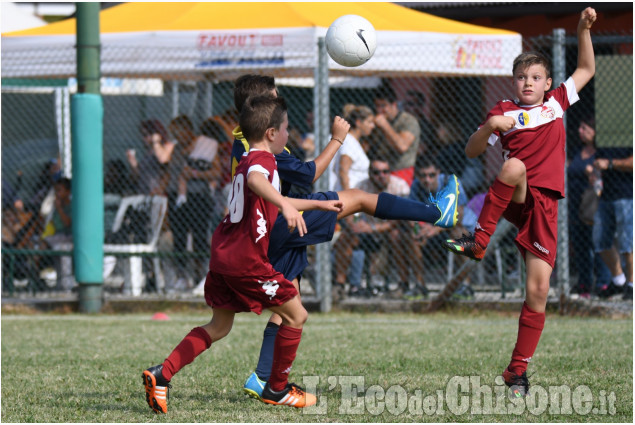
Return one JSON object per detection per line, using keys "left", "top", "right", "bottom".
{"left": 325, "top": 15, "right": 377, "bottom": 67}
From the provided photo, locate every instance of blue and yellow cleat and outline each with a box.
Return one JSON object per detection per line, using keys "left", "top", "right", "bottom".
{"left": 243, "top": 372, "right": 266, "bottom": 401}
{"left": 432, "top": 174, "right": 459, "bottom": 228}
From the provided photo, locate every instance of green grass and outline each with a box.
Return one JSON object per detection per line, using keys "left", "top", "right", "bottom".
{"left": 1, "top": 311, "right": 632, "bottom": 422}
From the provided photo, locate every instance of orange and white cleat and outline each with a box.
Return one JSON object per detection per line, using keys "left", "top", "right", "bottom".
{"left": 261, "top": 382, "right": 316, "bottom": 408}
{"left": 142, "top": 364, "right": 171, "bottom": 414}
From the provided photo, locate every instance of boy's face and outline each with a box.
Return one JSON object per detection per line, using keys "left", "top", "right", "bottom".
{"left": 54, "top": 184, "right": 70, "bottom": 201}
{"left": 512, "top": 64, "right": 552, "bottom": 106}
{"left": 270, "top": 113, "right": 289, "bottom": 155}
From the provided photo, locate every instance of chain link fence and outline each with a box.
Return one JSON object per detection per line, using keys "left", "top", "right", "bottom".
{"left": 2, "top": 28, "right": 632, "bottom": 310}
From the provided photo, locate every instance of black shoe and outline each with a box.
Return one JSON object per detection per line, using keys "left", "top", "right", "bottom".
{"left": 598, "top": 282, "right": 622, "bottom": 299}
{"left": 443, "top": 233, "right": 486, "bottom": 261}
{"left": 623, "top": 284, "right": 633, "bottom": 300}
{"left": 502, "top": 368, "right": 530, "bottom": 398}
{"left": 142, "top": 364, "right": 171, "bottom": 413}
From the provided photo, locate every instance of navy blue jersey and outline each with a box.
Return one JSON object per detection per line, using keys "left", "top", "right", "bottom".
{"left": 231, "top": 126, "right": 315, "bottom": 196}
{"left": 229, "top": 126, "right": 337, "bottom": 280}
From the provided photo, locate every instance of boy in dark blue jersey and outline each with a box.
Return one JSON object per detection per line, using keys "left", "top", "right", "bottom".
{"left": 232, "top": 74, "right": 460, "bottom": 399}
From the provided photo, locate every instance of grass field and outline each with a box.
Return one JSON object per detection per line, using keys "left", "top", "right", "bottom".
{"left": 1, "top": 311, "right": 632, "bottom": 422}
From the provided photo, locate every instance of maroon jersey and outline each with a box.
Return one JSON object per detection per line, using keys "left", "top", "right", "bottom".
{"left": 483, "top": 77, "right": 579, "bottom": 198}
{"left": 210, "top": 149, "right": 281, "bottom": 277}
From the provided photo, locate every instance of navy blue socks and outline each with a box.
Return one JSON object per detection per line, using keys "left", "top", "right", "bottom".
{"left": 373, "top": 192, "right": 441, "bottom": 223}
{"left": 255, "top": 322, "right": 280, "bottom": 381}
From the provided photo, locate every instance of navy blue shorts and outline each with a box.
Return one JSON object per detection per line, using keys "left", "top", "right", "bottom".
{"left": 268, "top": 191, "right": 339, "bottom": 280}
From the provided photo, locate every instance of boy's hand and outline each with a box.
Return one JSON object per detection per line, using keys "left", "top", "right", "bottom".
{"left": 488, "top": 115, "right": 516, "bottom": 133}
{"left": 317, "top": 200, "right": 344, "bottom": 213}
{"left": 579, "top": 7, "right": 597, "bottom": 31}
{"left": 331, "top": 116, "right": 351, "bottom": 142}
{"left": 281, "top": 203, "right": 308, "bottom": 236}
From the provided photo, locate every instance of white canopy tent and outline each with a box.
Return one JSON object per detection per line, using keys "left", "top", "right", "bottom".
{"left": 2, "top": 2, "right": 522, "bottom": 80}
{"left": 0, "top": 2, "right": 47, "bottom": 34}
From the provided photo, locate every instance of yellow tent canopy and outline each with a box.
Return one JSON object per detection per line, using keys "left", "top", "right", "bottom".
{"left": 5, "top": 2, "right": 517, "bottom": 36}
{"left": 2, "top": 2, "right": 521, "bottom": 79}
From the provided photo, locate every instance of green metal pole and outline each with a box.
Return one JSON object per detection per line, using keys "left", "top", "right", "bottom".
{"left": 73, "top": 2, "right": 104, "bottom": 313}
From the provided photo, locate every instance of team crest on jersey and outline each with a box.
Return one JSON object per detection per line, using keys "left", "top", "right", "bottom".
{"left": 517, "top": 111, "right": 530, "bottom": 127}
{"left": 540, "top": 105, "right": 555, "bottom": 120}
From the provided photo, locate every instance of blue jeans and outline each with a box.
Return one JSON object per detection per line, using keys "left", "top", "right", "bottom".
{"left": 593, "top": 198, "right": 633, "bottom": 254}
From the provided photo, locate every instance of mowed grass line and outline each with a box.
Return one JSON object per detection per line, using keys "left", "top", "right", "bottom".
{"left": 1, "top": 312, "right": 632, "bottom": 422}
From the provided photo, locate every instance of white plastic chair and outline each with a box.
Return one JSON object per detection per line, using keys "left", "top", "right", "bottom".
{"left": 104, "top": 195, "right": 168, "bottom": 296}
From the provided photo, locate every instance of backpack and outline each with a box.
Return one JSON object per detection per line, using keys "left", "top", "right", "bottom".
{"left": 106, "top": 200, "right": 151, "bottom": 244}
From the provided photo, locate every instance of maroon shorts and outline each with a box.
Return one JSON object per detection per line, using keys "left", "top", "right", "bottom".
{"left": 502, "top": 186, "right": 559, "bottom": 268}
{"left": 204, "top": 269, "right": 298, "bottom": 315}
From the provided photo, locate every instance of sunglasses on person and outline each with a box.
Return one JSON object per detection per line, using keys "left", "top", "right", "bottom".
{"left": 371, "top": 169, "right": 391, "bottom": 175}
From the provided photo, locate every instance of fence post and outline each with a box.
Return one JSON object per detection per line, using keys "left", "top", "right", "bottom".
{"left": 314, "top": 37, "right": 332, "bottom": 313}
{"left": 74, "top": 2, "right": 104, "bottom": 313}
{"left": 552, "top": 28, "right": 570, "bottom": 313}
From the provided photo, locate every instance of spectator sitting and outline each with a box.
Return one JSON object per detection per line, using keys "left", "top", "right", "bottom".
{"left": 170, "top": 117, "right": 231, "bottom": 291}
{"left": 328, "top": 104, "right": 375, "bottom": 192}
{"left": 127, "top": 119, "right": 174, "bottom": 196}
{"left": 407, "top": 157, "right": 468, "bottom": 297}
{"left": 372, "top": 83, "right": 421, "bottom": 186}
{"left": 40, "top": 177, "right": 74, "bottom": 291}
{"left": 333, "top": 156, "right": 411, "bottom": 297}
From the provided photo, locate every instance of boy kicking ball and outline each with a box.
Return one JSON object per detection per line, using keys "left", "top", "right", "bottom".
{"left": 142, "top": 95, "right": 343, "bottom": 413}
{"left": 444, "top": 7, "right": 597, "bottom": 397}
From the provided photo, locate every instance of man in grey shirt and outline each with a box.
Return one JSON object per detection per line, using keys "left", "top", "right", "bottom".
{"left": 372, "top": 85, "right": 421, "bottom": 186}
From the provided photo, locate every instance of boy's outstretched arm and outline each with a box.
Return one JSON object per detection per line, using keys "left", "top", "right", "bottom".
{"left": 465, "top": 116, "right": 515, "bottom": 158}
{"left": 571, "top": 7, "right": 597, "bottom": 92}
{"left": 286, "top": 197, "right": 343, "bottom": 213}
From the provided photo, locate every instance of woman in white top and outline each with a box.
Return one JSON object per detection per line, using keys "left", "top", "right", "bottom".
{"left": 329, "top": 104, "right": 375, "bottom": 191}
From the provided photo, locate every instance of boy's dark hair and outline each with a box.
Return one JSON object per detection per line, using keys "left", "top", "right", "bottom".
{"left": 512, "top": 52, "right": 552, "bottom": 79}
{"left": 240, "top": 96, "right": 288, "bottom": 143}
{"left": 200, "top": 118, "right": 228, "bottom": 141}
{"left": 234, "top": 74, "right": 277, "bottom": 113}
{"left": 55, "top": 177, "right": 71, "bottom": 191}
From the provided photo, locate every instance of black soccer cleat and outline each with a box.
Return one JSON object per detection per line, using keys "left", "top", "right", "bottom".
{"left": 443, "top": 233, "right": 486, "bottom": 262}
{"left": 142, "top": 364, "right": 171, "bottom": 413}
{"left": 502, "top": 367, "right": 530, "bottom": 398}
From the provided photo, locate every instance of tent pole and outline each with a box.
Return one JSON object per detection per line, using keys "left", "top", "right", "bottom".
{"left": 314, "top": 37, "right": 332, "bottom": 313}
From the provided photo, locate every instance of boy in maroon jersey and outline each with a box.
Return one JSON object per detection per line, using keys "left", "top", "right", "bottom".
{"left": 141, "top": 96, "right": 343, "bottom": 413}
{"left": 444, "top": 8, "right": 597, "bottom": 397}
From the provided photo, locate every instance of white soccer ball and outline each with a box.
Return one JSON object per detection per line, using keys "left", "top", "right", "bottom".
{"left": 325, "top": 15, "right": 377, "bottom": 67}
